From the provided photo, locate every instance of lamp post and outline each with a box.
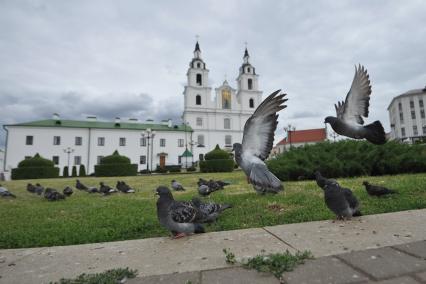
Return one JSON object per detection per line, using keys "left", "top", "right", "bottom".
{"left": 284, "top": 124, "right": 296, "bottom": 150}
{"left": 142, "top": 128, "right": 156, "bottom": 172}
{"left": 63, "top": 147, "right": 74, "bottom": 169}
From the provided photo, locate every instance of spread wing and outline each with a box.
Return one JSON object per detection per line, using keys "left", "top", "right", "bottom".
{"left": 170, "top": 201, "right": 197, "bottom": 223}
{"left": 242, "top": 90, "right": 287, "bottom": 160}
{"left": 340, "top": 64, "right": 372, "bottom": 125}
{"left": 334, "top": 101, "right": 345, "bottom": 119}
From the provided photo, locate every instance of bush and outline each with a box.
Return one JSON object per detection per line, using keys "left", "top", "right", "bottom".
{"left": 71, "top": 166, "right": 77, "bottom": 177}
{"left": 95, "top": 150, "right": 137, "bottom": 177}
{"left": 139, "top": 169, "right": 151, "bottom": 174}
{"left": 155, "top": 166, "right": 168, "bottom": 173}
{"left": 204, "top": 144, "right": 231, "bottom": 160}
{"left": 79, "top": 165, "right": 86, "bottom": 177}
{"left": 167, "top": 165, "right": 182, "bottom": 173}
{"left": 63, "top": 166, "right": 69, "bottom": 177}
{"left": 267, "top": 140, "right": 426, "bottom": 181}
{"left": 11, "top": 153, "right": 59, "bottom": 180}
{"left": 201, "top": 145, "right": 234, "bottom": 173}
{"left": 187, "top": 166, "right": 196, "bottom": 172}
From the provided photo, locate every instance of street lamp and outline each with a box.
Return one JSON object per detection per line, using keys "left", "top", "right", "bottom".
{"left": 141, "top": 128, "right": 156, "bottom": 172}
{"left": 63, "top": 147, "right": 75, "bottom": 169}
{"left": 284, "top": 124, "right": 296, "bottom": 150}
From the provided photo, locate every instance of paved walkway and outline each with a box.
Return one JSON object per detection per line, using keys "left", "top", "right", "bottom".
{"left": 0, "top": 209, "right": 425, "bottom": 284}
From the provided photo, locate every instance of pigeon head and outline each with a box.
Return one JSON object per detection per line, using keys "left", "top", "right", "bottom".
{"left": 324, "top": 116, "right": 337, "bottom": 125}
{"left": 155, "top": 186, "right": 173, "bottom": 198}
{"left": 171, "top": 179, "right": 176, "bottom": 183}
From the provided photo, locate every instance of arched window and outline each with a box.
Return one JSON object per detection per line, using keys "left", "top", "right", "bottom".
{"left": 196, "top": 95, "right": 201, "bottom": 105}
{"left": 197, "top": 135, "right": 205, "bottom": 146}
{"left": 225, "top": 135, "right": 232, "bottom": 146}
{"left": 248, "top": 78, "right": 253, "bottom": 90}
{"left": 196, "top": 73, "right": 202, "bottom": 86}
{"left": 222, "top": 89, "right": 231, "bottom": 109}
{"left": 224, "top": 118, "right": 231, "bottom": 129}
{"left": 197, "top": 62, "right": 201, "bottom": 68}
{"left": 249, "top": 98, "right": 254, "bottom": 108}
{"left": 247, "top": 67, "right": 251, "bottom": 73}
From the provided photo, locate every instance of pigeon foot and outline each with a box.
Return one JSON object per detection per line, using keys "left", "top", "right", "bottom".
{"left": 172, "top": 233, "right": 187, "bottom": 239}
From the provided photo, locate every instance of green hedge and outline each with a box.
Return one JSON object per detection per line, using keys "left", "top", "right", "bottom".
{"left": 12, "top": 153, "right": 59, "bottom": 180}
{"left": 72, "top": 166, "right": 77, "bottom": 177}
{"left": 79, "top": 165, "right": 86, "bottom": 177}
{"left": 63, "top": 166, "right": 69, "bottom": 177}
{"left": 18, "top": 153, "right": 54, "bottom": 168}
{"left": 94, "top": 150, "right": 137, "bottom": 177}
{"left": 100, "top": 150, "right": 131, "bottom": 164}
{"left": 205, "top": 144, "right": 231, "bottom": 160}
{"left": 200, "top": 159, "right": 235, "bottom": 172}
{"left": 267, "top": 140, "right": 426, "bottom": 181}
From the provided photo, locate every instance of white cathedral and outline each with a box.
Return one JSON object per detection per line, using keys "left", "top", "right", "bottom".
{"left": 2, "top": 41, "right": 262, "bottom": 177}
{"left": 183, "top": 41, "right": 262, "bottom": 160}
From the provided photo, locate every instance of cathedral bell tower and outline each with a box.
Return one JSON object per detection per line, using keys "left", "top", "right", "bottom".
{"left": 236, "top": 47, "right": 262, "bottom": 111}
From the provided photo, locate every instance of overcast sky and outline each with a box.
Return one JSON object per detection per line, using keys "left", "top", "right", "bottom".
{"left": 1, "top": 0, "right": 425, "bottom": 147}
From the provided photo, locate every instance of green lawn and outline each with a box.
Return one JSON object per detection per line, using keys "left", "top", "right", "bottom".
{"left": 1, "top": 171, "right": 425, "bottom": 249}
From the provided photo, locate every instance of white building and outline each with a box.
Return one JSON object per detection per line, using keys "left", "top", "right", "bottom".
{"left": 182, "top": 42, "right": 262, "bottom": 160}
{"left": 3, "top": 117, "right": 192, "bottom": 174}
{"left": 0, "top": 149, "right": 5, "bottom": 180}
{"left": 387, "top": 86, "right": 426, "bottom": 142}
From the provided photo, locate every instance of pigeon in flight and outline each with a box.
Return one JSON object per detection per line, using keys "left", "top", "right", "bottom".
{"left": 171, "top": 180, "right": 185, "bottom": 191}
{"left": 324, "top": 65, "right": 386, "bottom": 145}
{"left": 155, "top": 186, "right": 205, "bottom": 238}
{"left": 0, "top": 185, "right": 16, "bottom": 198}
{"left": 191, "top": 197, "right": 232, "bottom": 223}
{"left": 363, "top": 181, "right": 397, "bottom": 197}
{"left": 63, "top": 186, "right": 73, "bottom": 197}
{"left": 76, "top": 180, "right": 88, "bottom": 191}
{"left": 233, "top": 90, "right": 287, "bottom": 194}
{"left": 315, "top": 172, "right": 361, "bottom": 219}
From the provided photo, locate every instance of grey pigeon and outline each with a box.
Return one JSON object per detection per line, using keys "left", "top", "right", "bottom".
{"left": 191, "top": 197, "right": 232, "bottom": 223}
{"left": 197, "top": 178, "right": 208, "bottom": 187}
{"left": 233, "top": 90, "right": 287, "bottom": 194}
{"left": 116, "top": 181, "right": 135, "bottom": 193}
{"left": 0, "top": 185, "right": 16, "bottom": 198}
{"left": 198, "top": 184, "right": 212, "bottom": 196}
{"left": 44, "top": 188, "right": 65, "bottom": 201}
{"left": 26, "top": 183, "right": 36, "bottom": 193}
{"left": 99, "top": 182, "right": 117, "bottom": 195}
{"left": 34, "top": 183, "right": 44, "bottom": 195}
{"left": 76, "top": 179, "right": 88, "bottom": 191}
{"left": 363, "top": 181, "right": 397, "bottom": 197}
{"left": 87, "top": 186, "right": 98, "bottom": 193}
{"left": 171, "top": 180, "right": 185, "bottom": 191}
{"left": 314, "top": 171, "right": 338, "bottom": 189}
{"left": 324, "top": 65, "right": 386, "bottom": 145}
{"left": 63, "top": 186, "right": 73, "bottom": 197}
{"left": 315, "top": 172, "right": 361, "bottom": 219}
{"left": 155, "top": 186, "right": 205, "bottom": 238}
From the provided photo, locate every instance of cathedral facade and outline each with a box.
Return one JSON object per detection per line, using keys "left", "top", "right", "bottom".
{"left": 182, "top": 42, "right": 263, "bottom": 161}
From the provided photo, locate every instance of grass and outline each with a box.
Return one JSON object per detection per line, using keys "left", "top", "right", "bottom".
{"left": 51, "top": 267, "right": 137, "bottom": 284}
{"left": 1, "top": 171, "right": 426, "bottom": 249}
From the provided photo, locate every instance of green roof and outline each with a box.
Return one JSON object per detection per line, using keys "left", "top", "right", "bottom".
{"left": 181, "top": 149, "right": 193, "bottom": 157}
{"left": 6, "top": 119, "right": 192, "bottom": 132}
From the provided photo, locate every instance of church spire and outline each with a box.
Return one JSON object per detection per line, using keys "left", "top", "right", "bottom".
{"left": 194, "top": 40, "right": 201, "bottom": 59}
{"left": 243, "top": 47, "right": 250, "bottom": 63}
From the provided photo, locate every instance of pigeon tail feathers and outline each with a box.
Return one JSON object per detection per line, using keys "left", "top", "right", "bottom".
{"left": 193, "top": 223, "right": 205, "bottom": 234}
{"left": 364, "top": 120, "right": 386, "bottom": 145}
{"left": 249, "top": 163, "right": 283, "bottom": 191}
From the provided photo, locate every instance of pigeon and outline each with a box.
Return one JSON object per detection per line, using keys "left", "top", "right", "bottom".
{"left": 171, "top": 180, "right": 185, "bottom": 191}
{"left": 315, "top": 172, "right": 361, "bottom": 219}
{"left": 233, "top": 90, "right": 287, "bottom": 194}
{"left": 198, "top": 184, "right": 212, "bottom": 196}
{"left": 63, "top": 186, "right": 73, "bottom": 197}
{"left": 27, "top": 183, "right": 36, "bottom": 193}
{"left": 87, "top": 187, "right": 99, "bottom": 193}
{"left": 116, "top": 181, "right": 135, "bottom": 193}
{"left": 324, "top": 65, "right": 386, "bottom": 145}
{"left": 44, "top": 188, "right": 66, "bottom": 201}
{"left": 155, "top": 186, "right": 205, "bottom": 238}
{"left": 0, "top": 185, "right": 16, "bottom": 198}
{"left": 99, "top": 182, "right": 117, "bottom": 195}
{"left": 34, "top": 183, "right": 44, "bottom": 195}
{"left": 191, "top": 197, "right": 232, "bottom": 223}
{"left": 363, "top": 181, "right": 397, "bottom": 197}
{"left": 197, "top": 178, "right": 208, "bottom": 187}
{"left": 76, "top": 179, "right": 88, "bottom": 191}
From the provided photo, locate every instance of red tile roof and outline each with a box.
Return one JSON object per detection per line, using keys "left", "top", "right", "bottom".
{"left": 277, "top": 128, "right": 326, "bottom": 145}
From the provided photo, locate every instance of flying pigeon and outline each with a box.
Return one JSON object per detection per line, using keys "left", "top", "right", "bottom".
{"left": 171, "top": 180, "right": 185, "bottom": 191}
{"left": 362, "top": 181, "right": 397, "bottom": 197}
{"left": 155, "top": 186, "right": 205, "bottom": 239}
{"left": 191, "top": 197, "right": 232, "bottom": 223}
{"left": 76, "top": 179, "right": 88, "bottom": 191}
{"left": 99, "top": 182, "right": 117, "bottom": 195}
{"left": 44, "top": 188, "right": 66, "bottom": 201}
{"left": 0, "top": 185, "right": 16, "bottom": 198}
{"left": 233, "top": 90, "right": 287, "bottom": 194}
{"left": 324, "top": 65, "right": 386, "bottom": 145}
{"left": 63, "top": 186, "right": 73, "bottom": 197}
{"left": 315, "top": 172, "right": 361, "bottom": 219}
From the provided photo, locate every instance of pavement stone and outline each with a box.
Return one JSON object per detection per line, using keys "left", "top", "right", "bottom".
{"left": 127, "top": 271, "right": 200, "bottom": 284}
{"left": 281, "top": 256, "right": 369, "bottom": 284}
{"left": 371, "top": 276, "right": 421, "bottom": 283}
{"left": 337, "top": 247, "right": 426, "bottom": 280}
{"left": 201, "top": 267, "right": 279, "bottom": 284}
{"left": 0, "top": 248, "right": 45, "bottom": 269}
{"left": 393, "top": 241, "right": 426, "bottom": 259}
{"left": 414, "top": 271, "right": 426, "bottom": 282}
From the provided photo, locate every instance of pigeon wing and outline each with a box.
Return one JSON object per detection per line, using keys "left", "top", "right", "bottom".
{"left": 341, "top": 64, "right": 372, "bottom": 125}
{"left": 170, "top": 201, "right": 197, "bottom": 223}
{"left": 242, "top": 90, "right": 287, "bottom": 160}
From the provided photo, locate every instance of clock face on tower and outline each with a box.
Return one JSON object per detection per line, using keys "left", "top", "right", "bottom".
{"left": 222, "top": 89, "right": 231, "bottom": 109}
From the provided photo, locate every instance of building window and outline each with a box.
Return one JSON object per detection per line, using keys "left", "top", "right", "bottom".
{"left": 97, "top": 156, "right": 104, "bottom": 164}
{"left": 249, "top": 98, "right": 254, "bottom": 108}
{"left": 410, "top": 100, "right": 415, "bottom": 108}
{"left": 420, "top": 99, "right": 424, "bottom": 108}
{"left": 75, "top": 137, "right": 82, "bottom": 146}
{"left": 178, "top": 156, "right": 182, "bottom": 164}
{"left": 196, "top": 73, "right": 202, "bottom": 85}
{"left": 140, "top": 155, "right": 146, "bottom": 164}
{"left": 197, "top": 135, "right": 204, "bottom": 146}
{"left": 197, "top": 62, "right": 201, "bottom": 68}
{"left": 53, "top": 136, "right": 61, "bottom": 145}
{"left": 160, "top": 138, "right": 166, "bottom": 147}
{"left": 398, "top": 102, "right": 402, "bottom": 111}
{"left": 225, "top": 135, "right": 232, "bottom": 146}
{"left": 413, "top": 125, "right": 418, "bottom": 136}
{"left": 119, "top": 137, "right": 126, "bottom": 146}
{"left": 401, "top": 127, "right": 406, "bottom": 137}
{"left": 222, "top": 89, "right": 231, "bottom": 109}
{"left": 224, "top": 118, "right": 231, "bottom": 129}
{"left": 196, "top": 95, "right": 201, "bottom": 105}
{"left": 74, "top": 156, "right": 81, "bottom": 165}
{"left": 178, "top": 139, "right": 184, "bottom": 147}
{"left": 423, "top": 126, "right": 426, "bottom": 134}
{"left": 248, "top": 78, "right": 253, "bottom": 90}
{"left": 411, "top": 110, "right": 416, "bottom": 119}
{"left": 421, "top": 109, "right": 425, "bottom": 119}
{"left": 247, "top": 67, "right": 251, "bottom": 73}
{"left": 196, "top": 117, "right": 203, "bottom": 126}
{"left": 52, "top": 156, "right": 59, "bottom": 165}
{"left": 399, "top": 112, "right": 404, "bottom": 123}
{"left": 25, "top": 136, "right": 33, "bottom": 145}
{"left": 140, "top": 137, "right": 146, "bottom": 147}
{"left": 98, "top": 137, "right": 105, "bottom": 146}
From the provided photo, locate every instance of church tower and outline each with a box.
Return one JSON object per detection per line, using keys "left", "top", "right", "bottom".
{"left": 236, "top": 47, "right": 262, "bottom": 111}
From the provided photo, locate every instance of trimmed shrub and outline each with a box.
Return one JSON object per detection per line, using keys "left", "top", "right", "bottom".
{"left": 94, "top": 150, "right": 137, "bottom": 177}
{"left": 200, "top": 145, "right": 234, "bottom": 173}
{"left": 79, "top": 165, "right": 86, "bottom": 177}
{"left": 167, "top": 165, "right": 182, "bottom": 173}
{"left": 155, "top": 166, "right": 168, "bottom": 173}
{"left": 63, "top": 166, "right": 69, "bottom": 177}
{"left": 187, "top": 166, "right": 196, "bottom": 172}
{"left": 71, "top": 166, "right": 77, "bottom": 177}
{"left": 12, "top": 153, "right": 59, "bottom": 180}
{"left": 139, "top": 169, "right": 151, "bottom": 174}
{"left": 204, "top": 144, "right": 231, "bottom": 160}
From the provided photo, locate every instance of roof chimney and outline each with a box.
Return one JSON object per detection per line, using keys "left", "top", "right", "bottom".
{"left": 146, "top": 119, "right": 154, "bottom": 123}
{"left": 86, "top": 116, "right": 97, "bottom": 122}
{"left": 115, "top": 117, "right": 121, "bottom": 127}
{"left": 128, "top": 118, "right": 138, "bottom": 123}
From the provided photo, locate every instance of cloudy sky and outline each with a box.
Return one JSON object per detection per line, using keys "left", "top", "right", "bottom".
{"left": 1, "top": 0, "right": 425, "bottom": 147}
